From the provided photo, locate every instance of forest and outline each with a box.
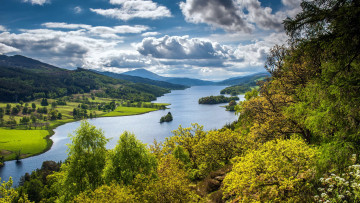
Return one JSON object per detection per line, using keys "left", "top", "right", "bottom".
{"left": 0, "top": 57, "right": 172, "bottom": 102}
{"left": 1, "top": 0, "right": 360, "bottom": 202}
{"left": 198, "top": 95, "right": 239, "bottom": 104}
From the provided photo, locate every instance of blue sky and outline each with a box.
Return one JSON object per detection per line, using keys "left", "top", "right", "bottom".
{"left": 0, "top": 0, "right": 301, "bottom": 80}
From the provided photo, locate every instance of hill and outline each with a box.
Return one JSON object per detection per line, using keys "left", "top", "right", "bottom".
{"left": 122, "top": 68, "right": 215, "bottom": 86}
{"left": 217, "top": 72, "right": 270, "bottom": 86}
{"left": 0, "top": 55, "right": 170, "bottom": 102}
{"left": 97, "top": 71, "right": 188, "bottom": 90}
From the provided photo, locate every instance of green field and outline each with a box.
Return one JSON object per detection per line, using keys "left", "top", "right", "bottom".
{"left": 103, "top": 106, "right": 158, "bottom": 117}
{"left": 0, "top": 128, "right": 50, "bottom": 160}
{"left": 0, "top": 96, "right": 170, "bottom": 162}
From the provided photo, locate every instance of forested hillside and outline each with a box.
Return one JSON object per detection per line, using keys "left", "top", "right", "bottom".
{"left": 0, "top": 55, "right": 170, "bottom": 102}
{"left": 1, "top": 0, "right": 360, "bottom": 202}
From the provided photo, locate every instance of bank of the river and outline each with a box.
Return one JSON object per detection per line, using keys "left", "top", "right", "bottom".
{"left": 0, "top": 86, "right": 239, "bottom": 186}
{"left": 0, "top": 104, "right": 168, "bottom": 162}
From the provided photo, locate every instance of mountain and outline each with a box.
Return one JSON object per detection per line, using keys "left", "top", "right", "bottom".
{"left": 122, "top": 68, "right": 215, "bottom": 86}
{"left": 97, "top": 71, "right": 188, "bottom": 90}
{"left": 165, "top": 77, "right": 215, "bottom": 86}
{"left": 0, "top": 55, "right": 170, "bottom": 102}
{"left": 122, "top": 68, "right": 166, "bottom": 81}
{"left": 217, "top": 72, "right": 270, "bottom": 86}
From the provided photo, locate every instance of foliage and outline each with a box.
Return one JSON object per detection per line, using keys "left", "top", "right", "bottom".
{"left": 0, "top": 177, "right": 30, "bottom": 203}
{"left": 223, "top": 138, "right": 318, "bottom": 202}
{"left": 57, "top": 121, "right": 108, "bottom": 201}
{"left": 73, "top": 184, "right": 136, "bottom": 203}
{"left": 160, "top": 112, "right": 173, "bottom": 123}
{"left": 220, "top": 84, "right": 252, "bottom": 96}
{"left": 198, "top": 95, "right": 239, "bottom": 104}
{"left": 315, "top": 164, "right": 360, "bottom": 202}
{"left": 103, "top": 131, "right": 157, "bottom": 185}
{"left": 194, "top": 129, "right": 244, "bottom": 176}
{"left": 141, "top": 155, "right": 200, "bottom": 202}
{"left": 225, "top": 100, "right": 237, "bottom": 111}
{"left": 17, "top": 161, "right": 61, "bottom": 202}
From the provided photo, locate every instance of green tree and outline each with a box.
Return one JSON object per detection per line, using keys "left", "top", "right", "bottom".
{"left": 223, "top": 138, "right": 318, "bottom": 202}
{"left": 41, "top": 98, "right": 48, "bottom": 106}
{"left": 103, "top": 131, "right": 157, "bottom": 185}
{"left": 194, "top": 129, "right": 245, "bottom": 176}
{"left": 142, "top": 155, "right": 200, "bottom": 202}
{"left": 57, "top": 121, "right": 108, "bottom": 201}
{"left": 73, "top": 184, "right": 136, "bottom": 203}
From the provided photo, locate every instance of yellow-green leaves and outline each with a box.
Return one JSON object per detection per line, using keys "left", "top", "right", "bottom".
{"left": 223, "top": 138, "right": 318, "bottom": 202}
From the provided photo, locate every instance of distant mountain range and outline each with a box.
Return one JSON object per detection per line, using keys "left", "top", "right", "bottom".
{"left": 122, "top": 68, "right": 215, "bottom": 86}
{"left": 119, "top": 68, "right": 269, "bottom": 86}
{"left": 0, "top": 55, "right": 171, "bottom": 102}
{"left": 96, "top": 70, "right": 188, "bottom": 90}
{"left": 0, "top": 54, "right": 271, "bottom": 102}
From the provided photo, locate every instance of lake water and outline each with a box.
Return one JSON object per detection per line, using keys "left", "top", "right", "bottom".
{"left": 0, "top": 86, "right": 242, "bottom": 185}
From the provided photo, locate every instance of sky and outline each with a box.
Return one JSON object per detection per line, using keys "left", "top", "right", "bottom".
{"left": 0, "top": 0, "right": 302, "bottom": 81}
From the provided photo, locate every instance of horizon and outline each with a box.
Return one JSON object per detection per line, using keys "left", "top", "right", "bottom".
{"left": 0, "top": 0, "right": 301, "bottom": 80}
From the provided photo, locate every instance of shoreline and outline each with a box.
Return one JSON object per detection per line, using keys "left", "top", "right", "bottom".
{"left": 1, "top": 105, "right": 169, "bottom": 163}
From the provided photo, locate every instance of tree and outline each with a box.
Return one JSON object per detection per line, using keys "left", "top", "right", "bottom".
{"left": 73, "top": 184, "right": 136, "bottom": 203}
{"left": 141, "top": 155, "right": 200, "bottom": 202}
{"left": 41, "top": 98, "right": 48, "bottom": 106}
{"left": 57, "top": 121, "right": 108, "bottom": 201}
{"left": 103, "top": 131, "right": 157, "bottom": 185}
{"left": 31, "top": 103, "right": 36, "bottom": 109}
{"left": 223, "top": 138, "right": 318, "bottom": 202}
{"left": 163, "top": 123, "right": 207, "bottom": 170}
{"left": 194, "top": 129, "right": 245, "bottom": 176}
{"left": 0, "top": 177, "right": 31, "bottom": 202}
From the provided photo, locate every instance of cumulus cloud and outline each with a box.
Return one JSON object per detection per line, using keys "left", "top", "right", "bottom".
{"left": 135, "top": 33, "right": 287, "bottom": 75}
{"left": 180, "top": 0, "right": 300, "bottom": 33}
{"left": 0, "top": 28, "right": 119, "bottom": 67}
{"left": 0, "top": 26, "right": 158, "bottom": 71}
{"left": 238, "top": 0, "right": 284, "bottom": 31}
{"left": 232, "top": 32, "right": 288, "bottom": 68}
{"left": 0, "top": 43, "right": 20, "bottom": 54}
{"left": 90, "top": 0, "right": 172, "bottom": 21}
{"left": 180, "top": 0, "right": 253, "bottom": 33}
{"left": 23, "top": 0, "right": 49, "bottom": 5}
{"left": 0, "top": 25, "right": 7, "bottom": 32}
{"left": 136, "top": 35, "right": 237, "bottom": 60}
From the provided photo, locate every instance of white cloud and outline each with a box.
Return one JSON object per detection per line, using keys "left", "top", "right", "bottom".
{"left": 90, "top": 0, "right": 172, "bottom": 21}
{"left": 141, "top": 32, "right": 161, "bottom": 37}
{"left": 74, "top": 6, "right": 82, "bottom": 14}
{"left": 23, "top": 0, "right": 49, "bottom": 5}
{"left": 0, "top": 25, "right": 7, "bottom": 32}
{"left": 41, "top": 22, "right": 149, "bottom": 39}
{"left": 180, "top": 0, "right": 301, "bottom": 33}
{"left": 0, "top": 42, "right": 20, "bottom": 54}
{"left": 180, "top": 0, "right": 253, "bottom": 33}
{"left": 136, "top": 35, "right": 237, "bottom": 60}
{"left": 0, "top": 28, "right": 119, "bottom": 68}
{"left": 42, "top": 22, "right": 92, "bottom": 30}
{"left": 238, "top": 0, "right": 284, "bottom": 31}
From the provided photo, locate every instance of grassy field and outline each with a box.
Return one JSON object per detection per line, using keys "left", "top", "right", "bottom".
{"left": 103, "top": 106, "right": 158, "bottom": 117}
{"left": 0, "top": 95, "right": 170, "bottom": 162}
{"left": 0, "top": 128, "right": 50, "bottom": 160}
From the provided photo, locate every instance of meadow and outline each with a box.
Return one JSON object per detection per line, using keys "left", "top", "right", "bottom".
{"left": 0, "top": 95, "right": 169, "bottom": 161}
{"left": 0, "top": 128, "right": 50, "bottom": 160}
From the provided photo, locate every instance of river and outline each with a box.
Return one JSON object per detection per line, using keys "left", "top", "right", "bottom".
{"left": 0, "top": 86, "right": 242, "bottom": 185}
